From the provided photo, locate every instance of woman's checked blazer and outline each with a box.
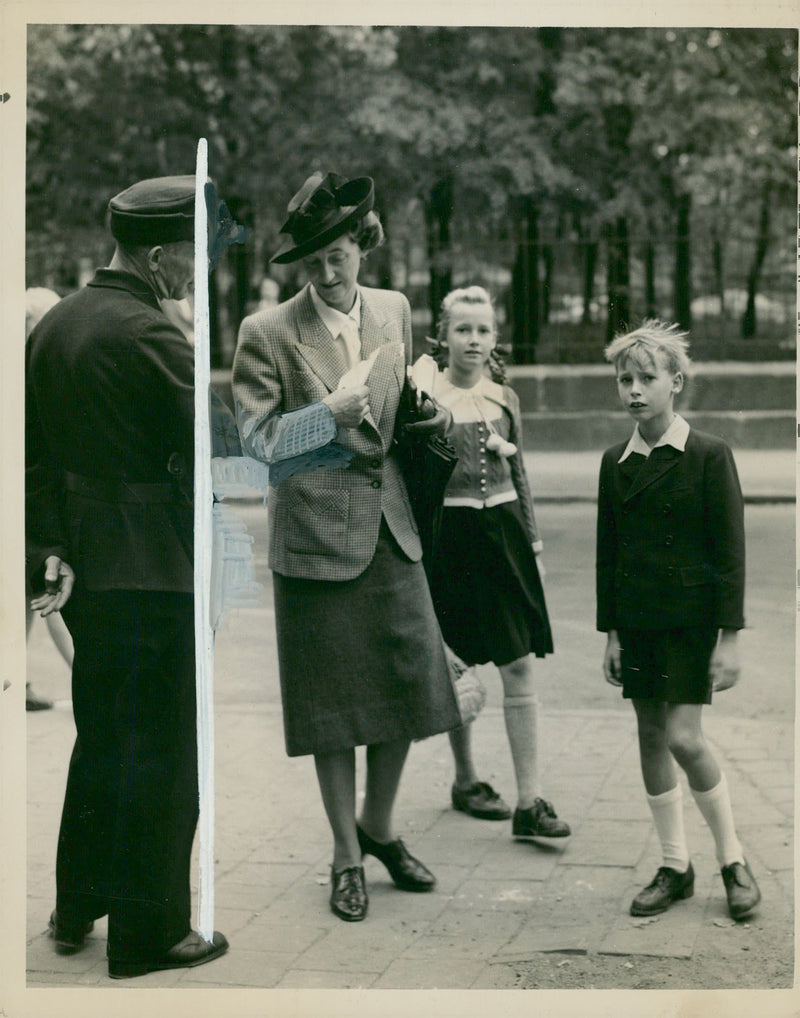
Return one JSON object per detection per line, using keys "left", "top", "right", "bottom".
{"left": 232, "top": 283, "right": 422, "bottom": 582}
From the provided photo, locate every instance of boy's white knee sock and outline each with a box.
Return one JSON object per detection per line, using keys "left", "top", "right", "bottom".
{"left": 646, "top": 784, "right": 691, "bottom": 873}
{"left": 503, "top": 693, "right": 540, "bottom": 807}
{"left": 690, "top": 772, "right": 745, "bottom": 867}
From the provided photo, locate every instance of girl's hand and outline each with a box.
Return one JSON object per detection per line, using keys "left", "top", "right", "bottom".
{"left": 603, "top": 631, "right": 623, "bottom": 686}
{"left": 710, "top": 630, "right": 740, "bottom": 691}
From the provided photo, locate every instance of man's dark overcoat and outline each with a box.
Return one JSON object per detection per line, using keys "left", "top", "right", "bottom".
{"left": 26, "top": 268, "right": 198, "bottom": 964}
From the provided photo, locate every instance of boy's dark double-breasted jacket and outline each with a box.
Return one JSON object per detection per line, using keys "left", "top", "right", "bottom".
{"left": 596, "top": 428, "right": 745, "bottom": 633}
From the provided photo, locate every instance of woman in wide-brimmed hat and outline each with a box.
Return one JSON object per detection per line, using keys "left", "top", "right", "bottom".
{"left": 232, "top": 171, "right": 461, "bottom": 922}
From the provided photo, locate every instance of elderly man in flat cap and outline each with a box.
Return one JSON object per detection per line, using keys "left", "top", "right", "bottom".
{"left": 26, "top": 175, "right": 228, "bottom": 978}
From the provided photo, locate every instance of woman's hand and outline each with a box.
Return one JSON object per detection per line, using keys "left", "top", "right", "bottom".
{"left": 322, "top": 385, "right": 370, "bottom": 428}
{"left": 710, "top": 629, "right": 740, "bottom": 691}
{"left": 603, "top": 630, "right": 623, "bottom": 686}
{"left": 403, "top": 397, "right": 452, "bottom": 437}
{"left": 535, "top": 553, "right": 546, "bottom": 583}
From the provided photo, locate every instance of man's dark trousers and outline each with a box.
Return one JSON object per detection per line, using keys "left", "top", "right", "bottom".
{"left": 58, "top": 587, "right": 198, "bottom": 963}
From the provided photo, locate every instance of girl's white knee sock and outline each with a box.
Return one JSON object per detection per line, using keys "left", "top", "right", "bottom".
{"left": 503, "top": 693, "right": 540, "bottom": 808}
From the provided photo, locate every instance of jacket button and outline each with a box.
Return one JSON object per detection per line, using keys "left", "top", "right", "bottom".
{"left": 665, "top": 535, "right": 674, "bottom": 546}
{"left": 666, "top": 566, "right": 676, "bottom": 577}
{"left": 370, "top": 459, "right": 380, "bottom": 469}
{"left": 622, "top": 570, "right": 630, "bottom": 578}
{"left": 663, "top": 504, "right": 672, "bottom": 514}
{"left": 371, "top": 480, "right": 381, "bottom": 489}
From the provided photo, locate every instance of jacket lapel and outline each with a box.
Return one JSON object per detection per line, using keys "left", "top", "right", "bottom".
{"left": 358, "top": 292, "right": 386, "bottom": 361}
{"left": 623, "top": 445, "right": 681, "bottom": 502}
{"left": 365, "top": 341, "right": 405, "bottom": 434}
{"left": 294, "top": 286, "right": 347, "bottom": 393}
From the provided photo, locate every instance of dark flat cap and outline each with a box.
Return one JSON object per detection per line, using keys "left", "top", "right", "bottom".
{"left": 271, "top": 172, "right": 374, "bottom": 264}
{"left": 109, "top": 175, "right": 196, "bottom": 246}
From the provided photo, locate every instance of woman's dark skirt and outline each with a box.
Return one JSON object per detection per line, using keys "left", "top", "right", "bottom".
{"left": 428, "top": 500, "right": 554, "bottom": 668}
{"left": 273, "top": 521, "right": 461, "bottom": 757}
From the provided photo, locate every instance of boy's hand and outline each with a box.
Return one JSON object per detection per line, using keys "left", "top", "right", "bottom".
{"left": 603, "top": 630, "right": 622, "bottom": 686}
{"left": 710, "top": 630, "right": 740, "bottom": 691}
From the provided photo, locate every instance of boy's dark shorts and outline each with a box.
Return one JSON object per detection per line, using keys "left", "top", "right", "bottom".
{"left": 618, "top": 627, "right": 718, "bottom": 704}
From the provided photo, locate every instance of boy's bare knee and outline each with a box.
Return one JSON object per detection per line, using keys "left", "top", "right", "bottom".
{"left": 666, "top": 729, "right": 705, "bottom": 765}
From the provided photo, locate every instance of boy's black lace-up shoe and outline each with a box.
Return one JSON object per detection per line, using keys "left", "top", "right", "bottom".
{"left": 512, "top": 798, "right": 571, "bottom": 839}
{"left": 721, "top": 859, "right": 761, "bottom": 920}
{"left": 630, "top": 863, "right": 695, "bottom": 916}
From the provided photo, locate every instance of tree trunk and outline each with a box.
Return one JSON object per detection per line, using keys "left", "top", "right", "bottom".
{"left": 605, "top": 216, "right": 630, "bottom": 343}
{"left": 674, "top": 192, "right": 692, "bottom": 330}
{"left": 426, "top": 176, "right": 454, "bottom": 333}
{"left": 742, "top": 181, "right": 771, "bottom": 339}
{"left": 510, "top": 196, "right": 540, "bottom": 363}
{"left": 644, "top": 240, "right": 656, "bottom": 319}
{"left": 542, "top": 243, "right": 553, "bottom": 325}
{"left": 208, "top": 270, "right": 222, "bottom": 368}
{"left": 711, "top": 227, "right": 725, "bottom": 317}
{"left": 582, "top": 239, "right": 597, "bottom": 325}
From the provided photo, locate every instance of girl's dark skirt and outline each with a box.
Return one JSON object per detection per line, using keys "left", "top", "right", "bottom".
{"left": 618, "top": 627, "right": 717, "bottom": 704}
{"left": 428, "top": 500, "right": 554, "bottom": 668}
{"left": 273, "top": 520, "right": 461, "bottom": 757}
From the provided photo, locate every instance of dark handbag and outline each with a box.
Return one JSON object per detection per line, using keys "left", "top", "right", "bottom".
{"left": 394, "top": 375, "right": 458, "bottom": 570}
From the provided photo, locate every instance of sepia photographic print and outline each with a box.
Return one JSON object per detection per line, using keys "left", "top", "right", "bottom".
{"left": 3, "top": 5, "right": 797, "bottom": 1018}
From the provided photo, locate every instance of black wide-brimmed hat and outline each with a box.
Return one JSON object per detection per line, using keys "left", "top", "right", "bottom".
{"left": 271, "top": 171, "right": 374, "bottom": 264}
{"left": 109, "top": 175, "right": 196, "bottom": 246}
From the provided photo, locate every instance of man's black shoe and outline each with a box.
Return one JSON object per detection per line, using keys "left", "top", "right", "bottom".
{"left": 49, "top": 910, "right": 94, "bottom": 954}
{"left": 108, "top": 930, "right": 229, "bottom": 979}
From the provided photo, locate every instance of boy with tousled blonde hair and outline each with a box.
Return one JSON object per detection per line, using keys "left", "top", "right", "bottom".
{"left": 596, "top": 319, "right": 760, "bottom": 921}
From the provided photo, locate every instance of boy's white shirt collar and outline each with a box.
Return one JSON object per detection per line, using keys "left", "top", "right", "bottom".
{"left": 309, "top": 284, "right": 362, "bottom": 336}
{"left": 618, "top": 413, "right": 690, "bottom": 462}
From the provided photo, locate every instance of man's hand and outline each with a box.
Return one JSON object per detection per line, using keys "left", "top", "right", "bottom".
{"left": 30, "top": 556, "right": 75, "bottom": 617}
{"left": 710, "top": 630, "right": 740, "bottom": 692}
{"left": 322, "top": 385, "right": 370, "bottom": 428}
{"left": 603, "top": 630, "right": 623, "bottom": 686}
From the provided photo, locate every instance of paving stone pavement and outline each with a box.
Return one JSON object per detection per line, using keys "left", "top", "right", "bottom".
{"left": 19, "top": 451, "right": 795, "bottom": 1002}
{"left": 25, "top": 697, "right": 793, "bottom": 991}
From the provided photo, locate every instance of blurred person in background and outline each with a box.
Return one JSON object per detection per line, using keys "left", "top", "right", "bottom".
{"left": 24, "top": 287, "right": 73, "bottom": 711}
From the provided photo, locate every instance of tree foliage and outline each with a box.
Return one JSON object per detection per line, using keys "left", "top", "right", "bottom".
{"left": 27, "top": 24, "right": 797, "bottom": 345}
